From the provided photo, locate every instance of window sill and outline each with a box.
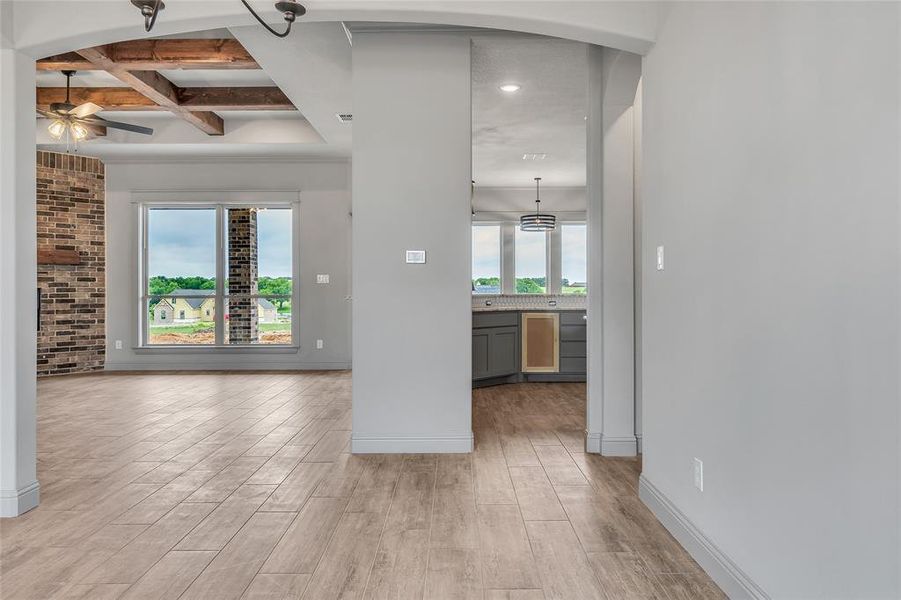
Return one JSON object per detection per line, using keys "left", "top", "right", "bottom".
{"left": 133, "top": 345, "right": 300, "bottom": 354}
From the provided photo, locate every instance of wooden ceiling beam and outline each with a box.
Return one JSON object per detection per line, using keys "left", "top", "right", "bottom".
{"left": 38, "top": 88, "right": 157, "bottom": 110}
{"left": 38, "top": 40, "right": 259, "bottom": 71}
{"left": 176, "top": 87, "right": 295, "bottom": 111}
{"left": 37, "top": 87, "right": 297, "bottom": 112}
{"left": 36, "top": 52, "right": 96, "bottom": 71}
{"left": 74, "top": 46, "right": 225, "bottom": 136}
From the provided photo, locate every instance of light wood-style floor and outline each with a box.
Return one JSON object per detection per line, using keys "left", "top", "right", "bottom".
{"left": 0, "top": 372, "right": 724, "bottom": 600}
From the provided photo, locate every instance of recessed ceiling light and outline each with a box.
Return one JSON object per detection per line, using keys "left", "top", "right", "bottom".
{"left": 499, "top": 83, "right": 521, "bottom": 93}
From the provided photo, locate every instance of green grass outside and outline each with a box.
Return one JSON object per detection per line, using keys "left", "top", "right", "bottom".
{"left": 562, "top": 286, "right": 587, "bottom": 295}
{"left": 149, "top": 321, "right": 291, "bottom": 335}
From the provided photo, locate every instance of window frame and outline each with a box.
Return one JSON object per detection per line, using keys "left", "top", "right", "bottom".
{"left": 471, "top": 222, "right": 503, "bottom": 295}
{"left": 513, "top": 226, "right": 550, "bottom": 295}
{"left": 559, "top": 221, "right": 588, "bottom": 295}
{"left": 136, "top": 191, "right": 300, "bottom": 351}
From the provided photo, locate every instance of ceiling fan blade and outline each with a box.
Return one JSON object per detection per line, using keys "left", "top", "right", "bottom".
{"left": 84, "top": 115, "right": 154, "bottom": 136}
{"left": 36, "top": 109, "right": 57, "bottom": 120}
{"left": 84, "top": 123, "right": 107, "bottom": 138}
{"left": 69, "top": 102, "right": 103, "bottom": 119}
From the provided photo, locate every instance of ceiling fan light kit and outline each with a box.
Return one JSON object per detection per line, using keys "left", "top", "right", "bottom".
{"left": 38, "top": 70, "right": 155, "bottom": 151}
{"left": 131, "top": 0, "right": 307, "bottom": 38}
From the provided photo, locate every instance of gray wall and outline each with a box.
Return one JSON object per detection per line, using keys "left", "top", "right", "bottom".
{"left": 641, "top": 3, "right": 900, "bottom": 597}
{"left": 0, "top": 40, "right": 39, "bottom": 516}
{"left": 351, "top": 32, "right": 473, "bottom": 453}
{"left": 104, "top": 159, "right": 352, "bottom": 370}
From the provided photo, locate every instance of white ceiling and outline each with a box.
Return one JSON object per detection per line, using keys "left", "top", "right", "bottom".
{"left": 36, "top": 25, "right": 588, "bottom": 179}
{"left": 472, "top": 36, "right": 588, "bottom": 188}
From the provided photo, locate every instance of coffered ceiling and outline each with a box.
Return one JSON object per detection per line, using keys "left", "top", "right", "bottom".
{"left": 36, "top": 25, "right": 587, "bottom": 182}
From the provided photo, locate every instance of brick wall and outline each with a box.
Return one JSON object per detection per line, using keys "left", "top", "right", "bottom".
{"left": 227, "top": 208, "right": 258, "bottom": 344}
{"left": 36, "top": 151, "right": 106, "bottom": 376}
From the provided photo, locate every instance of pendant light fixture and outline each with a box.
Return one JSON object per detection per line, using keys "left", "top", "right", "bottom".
{"left": 520, "top": 177, "right": 556, "bottom": 231}
{"left": 131, "top": 0, "right": 306, "bottom": 38}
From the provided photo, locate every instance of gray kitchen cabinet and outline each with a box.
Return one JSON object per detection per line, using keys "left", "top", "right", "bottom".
{"left": 473, "top": 309, "right": 585, "bottom": 385}
{"left": 472, "top": 329, "right": 491, "bottom": 379}
{"left": 489, "top": 326, "right": 519, "bottom": 376}
{"left": 472, "top": 323, "right": 519, "bottom": 380}
{"left": 558, "top": 311, "right": 587, "bottom": 375}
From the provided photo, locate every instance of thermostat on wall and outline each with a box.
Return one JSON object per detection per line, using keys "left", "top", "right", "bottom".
{"left": 405, "top": 250, "right": 426, "bottom": 264}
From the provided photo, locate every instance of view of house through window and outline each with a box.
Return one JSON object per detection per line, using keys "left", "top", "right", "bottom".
{"left": 472, "top": 225, "right": 501, "bottom": 294}
{"left": 147, "top": 208, "right": 217, "bottom": 345}
{"left": 515, "top": 228, "right": 547, "bottom": 293}
{"left": 561, "top": 224, "right": 587, "bottom": 294}
{"left": 145, "top": 205, "right": 293, "bottom": 346}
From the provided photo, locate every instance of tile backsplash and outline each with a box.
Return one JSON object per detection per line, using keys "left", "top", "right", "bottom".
{"left": 471, "top": 294, "right": 587, "bottom": 311}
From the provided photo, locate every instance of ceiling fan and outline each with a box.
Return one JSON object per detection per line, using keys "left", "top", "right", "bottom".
{"left": 37, "top": 70, "right": 154, "bottom": 144}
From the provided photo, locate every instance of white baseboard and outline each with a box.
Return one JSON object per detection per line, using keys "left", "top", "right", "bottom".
{"left": 639, "top": 475, "right": 770, "bottom": 600}
{"left": 0, "top": 481, "right": 40, "bottom": 517}
{"left": 352, "top": 433, "right": 474, "bottom": 454}
{"left": 105, "top": 361, "right": 351, "bottom": 371}
{"left": 636, "top": 433, "right": 643, "bottom": 454}
{"left": 585, "top": 432, "right": 638, "bottom": 456}
{"left": 601, "top": 434, "right": 637, "bottom": 456}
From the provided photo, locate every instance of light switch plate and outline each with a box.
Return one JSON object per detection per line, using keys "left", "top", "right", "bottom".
{"left": 405, "top": 250, "right": 426, "bottom": 264}
{"left": 693, "top": 457, "right": 704, "bottom": 491}
{"left": 316, "top": 274, "right": 330, "bottom": 284}
{"left": 656, "top": 245, "right": 665, "bottom": 271}
{"left": 316, "top": 339, "right": 324, "bottom": 349}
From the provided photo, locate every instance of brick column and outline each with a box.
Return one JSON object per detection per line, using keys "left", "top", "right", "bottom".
{"left": 228, "top": 208, "right": 258, "bottom": 343}
{"left": 36, "top": 151, "right": 106, "bottom": 376}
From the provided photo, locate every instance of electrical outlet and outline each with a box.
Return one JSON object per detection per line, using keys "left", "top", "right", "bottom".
{"left": 115, "top": 340, "right": 123, "bottom": 350}
{"left": 693, "top": 458, "right": 704, "bottom": 491}
{"left": 316, "top": 339, "right": 324, "bottom": 350}
{"left": 656, "top": 245, "right": 665, "bottom": 271}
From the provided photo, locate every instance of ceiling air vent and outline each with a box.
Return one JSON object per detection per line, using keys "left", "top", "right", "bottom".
{"left": 336, "top": 113, "right": 353, "bottom": 123}
{"left": 522, "top": 153, "right": 547, "bottom": 161}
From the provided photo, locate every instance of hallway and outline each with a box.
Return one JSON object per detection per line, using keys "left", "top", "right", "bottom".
{"left": 0, "top": 373, "right": 723, "bottom": 599}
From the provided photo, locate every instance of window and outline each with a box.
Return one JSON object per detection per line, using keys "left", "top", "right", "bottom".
{"left": 146, "top": 207, "right": 216, "bottom": 345}
{"left": 472, "top": 225, "right": 501, "bottom": 294}
{"left": 515, "top": 228, "right": 547, "bottom": 293}
{"left": 224, "top": 207, "right": 293, "bottom": 345}
{"left": 143, "top": 204, "right": 295, "bottom": 347}
{"left": 470, "top": 223, "right": 587, "bottom": 295}
{"left": 561, "top": 224, "right": 587, "bottom": 294}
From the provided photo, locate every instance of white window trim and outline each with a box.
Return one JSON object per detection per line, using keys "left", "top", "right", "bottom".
{"left": 133, "top": 190, "right": 301, "bottom": 351}
{"left": 472, "top": 222, "right": 503, "bottom": 295}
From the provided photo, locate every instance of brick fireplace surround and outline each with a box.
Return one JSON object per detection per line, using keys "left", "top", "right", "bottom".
{"left": 36, "top": 151, "right": 105, "bottom": 376}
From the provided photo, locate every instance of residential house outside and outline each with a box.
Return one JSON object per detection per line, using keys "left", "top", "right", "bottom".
{"left": 152, "top": 289, "right": 278, "bottom": 324}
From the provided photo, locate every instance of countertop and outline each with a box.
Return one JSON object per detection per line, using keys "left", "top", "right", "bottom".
{"left": 472, "top": 305, "right": 587, "bottom": 313}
